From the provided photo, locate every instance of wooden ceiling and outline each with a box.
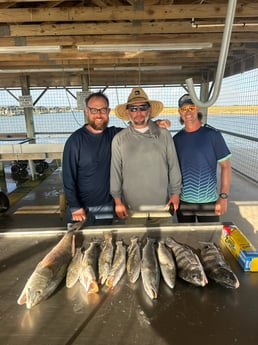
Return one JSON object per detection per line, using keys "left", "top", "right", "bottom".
{"left": 0, "top": 0, "right": 257, "bottom": 88}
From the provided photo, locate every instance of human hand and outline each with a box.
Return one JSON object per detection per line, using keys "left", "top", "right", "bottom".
{"left": 215, "top": 198, "right": 228, "bottom": 215}
{"left": 167, "top": 194, "right": 180, "bottom": 211}
{"left": 115, "top": 203, "right": 128, "bottom": 219}
{"left": 156, "top": 119, "right": 171, "bottom": 128}
{"left": 72, "top": 208, "right": 86, "bottom": 221}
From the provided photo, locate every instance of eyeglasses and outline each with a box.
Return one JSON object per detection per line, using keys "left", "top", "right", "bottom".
{"left": 127, "top": 104, "right": 150, "bottom": 112}
{"left": 180, "top": 105, "right": 196, "bottom": 112}
{"left": 87, "top": 106, "right": 109, "bottom": 114}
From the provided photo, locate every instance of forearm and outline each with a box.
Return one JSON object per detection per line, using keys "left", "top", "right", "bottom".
{"left": 219, "top": 159, "right": 231, "bottom": 194}
{"left": 215, "top": 159, "right": 231, "bottom": 215}
{"left": 113, "top": 196, "right": 123, "bottom": 206}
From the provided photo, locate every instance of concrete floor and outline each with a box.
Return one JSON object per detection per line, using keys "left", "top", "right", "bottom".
{"left": 0, "top": 167, "right": 67, "bottom": 231}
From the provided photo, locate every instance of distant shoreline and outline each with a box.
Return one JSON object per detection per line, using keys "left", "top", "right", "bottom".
{"left": 162, "top": 105, "right": 258, "bottom": 115}
{"left": 1, "top": 105, "right": 258, "bottom": 117}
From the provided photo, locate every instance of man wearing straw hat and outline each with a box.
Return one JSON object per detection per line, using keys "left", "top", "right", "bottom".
{"left": 62, "top": 90, "right": 171, "bottom": 227}
{"left": 110, "top": 87, "right": 182, "bottom": 225}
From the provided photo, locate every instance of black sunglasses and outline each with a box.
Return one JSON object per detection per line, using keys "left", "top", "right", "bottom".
{"left": 127, "top": 103, "right": 150, "bottom": 112}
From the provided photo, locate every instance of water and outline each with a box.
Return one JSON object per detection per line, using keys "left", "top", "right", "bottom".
{"left": 1, "top": 112, "right": 257, "bottom": 182}
{"left": 1, "top": 112, "right": 257, "bottom": 137}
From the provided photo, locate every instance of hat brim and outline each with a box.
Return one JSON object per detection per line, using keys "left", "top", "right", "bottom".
{"left": 115, "top": 100, "right": 164, "bottom": 121}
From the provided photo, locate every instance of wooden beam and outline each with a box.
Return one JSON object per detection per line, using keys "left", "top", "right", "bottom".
{"left": 6, "top": 21, "right": 258, "bottom": 37}
{"left": 0, "top": 4, "right": 257, "bottom": 23}
{"left": 1, "top": 32, "right": 257, "bottom": 47}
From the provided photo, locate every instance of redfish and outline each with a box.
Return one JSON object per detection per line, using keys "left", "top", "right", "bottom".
{"left": 17, "top": 223, "right": 82, "bottom": 309}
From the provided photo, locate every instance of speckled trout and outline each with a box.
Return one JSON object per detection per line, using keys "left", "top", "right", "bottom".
{"left": 166, "top": 237, "right": 208, "bottom": 287}
{"left": 157, "top": 240, "right": 176, "bottom": 289}
{"left": 79, "top": 240, "right": 99, "bottom": 293}
{"left": 17, "top": 222, "right": 83, "bottom": 309}
{"left": 200, "top": 242, "right": 240, "bottom": 289}
{"left": 98, "top": 232, "right": 114, "bottom": 285}
{"left": 141, "top": 238, "right": 160, "bottom": 299}
{"left": 66, "top": 247, "right": 83, "bottom": 288}
{"left": 127, "top": 236, "right": 141, "bottom": 283}
{"left": 106, "top": 240, "right": 126, "bottom": 288}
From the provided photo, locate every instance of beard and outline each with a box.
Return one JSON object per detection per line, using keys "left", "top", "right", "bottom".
{"left": 88, "top": 117, "right": 109, "bottom": 131}
{"left": 130, "top": 114, "right": 150, "bottom": 127}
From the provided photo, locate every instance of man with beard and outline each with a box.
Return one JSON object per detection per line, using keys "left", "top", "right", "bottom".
{"left": 62, "top": 91, "right": 170, "bottom": 226}
{"left": 62, "top": 91, "right": 120, "bottom": 226}
{"left": 110, "top": 87, "right": 182, "bottom": 226}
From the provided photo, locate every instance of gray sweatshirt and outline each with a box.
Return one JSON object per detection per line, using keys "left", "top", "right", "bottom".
{"left": 110, "top": 120, "right": 182, "bottom": 211}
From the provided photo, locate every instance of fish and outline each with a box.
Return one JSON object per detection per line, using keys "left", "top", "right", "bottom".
{"left": 79, "top": 240, "right": 99, "bottom": 293}
{"left": 165, "top": 237, "right": 208, "bottom": 287}
{"left": 141, "top": 237, "right": 160, "bottom": 299}
{"left": 157, "top": 240, "right": 176, "bottom": 289}
{"left": 17, "top": 222, "right": 83, "bottom": 309}
{"left": 199, "top": 242, "right": 240, "bottom": 289}
{"left": 106, "top": 240, "right": 126, "bottom": 288}
{"left": 98, "top": 232, "right": 114, "bottom": 285}
{"left": 127, "top": 236, "right": 141, "bottom": 283}
{"left": 66, "top": 247, "right": 83, "bottom": 288}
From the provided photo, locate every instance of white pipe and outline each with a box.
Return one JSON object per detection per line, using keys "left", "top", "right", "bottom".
{"left": 186, "top": 0, "right": 237, "bottom": 107}
{"left": 191, "top": 20, "right": 258, "bottom": 29}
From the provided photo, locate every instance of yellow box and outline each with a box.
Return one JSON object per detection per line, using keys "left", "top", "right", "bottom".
{"left": 221, "top": 224, "right": 258, "bottom": 272}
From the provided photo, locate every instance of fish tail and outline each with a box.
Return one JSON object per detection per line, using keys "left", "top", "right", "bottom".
{"left": 67, "top": 220, "right": 85, "bottom": 233}
{"left": 88, "top": 280, "right": 99, "bottom": 293}
{"left": 105, "top": 277, "right": 114, "bottom": 288}
{"left": 145, "top": 286, "right": 158, "bottom": 300}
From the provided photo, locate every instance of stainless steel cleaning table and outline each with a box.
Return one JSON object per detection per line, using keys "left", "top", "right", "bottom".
{"left": 1, "top": 223, "right": 258, "bottom": 345}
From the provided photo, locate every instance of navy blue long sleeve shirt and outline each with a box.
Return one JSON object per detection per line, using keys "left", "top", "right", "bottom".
{"left": 62, "top": 125, "right": 121, "bottom": 211}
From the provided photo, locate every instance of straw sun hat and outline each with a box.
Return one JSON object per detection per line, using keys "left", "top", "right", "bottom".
{"left": 115, "top": 87, "right": 164, "bottom": 121}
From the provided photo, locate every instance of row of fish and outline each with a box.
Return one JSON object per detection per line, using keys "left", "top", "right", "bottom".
{"left": 138, "top": 236, "right": 240, "bottom": 300}
{"left": 66, "top": 232, "right": 126, "bottom": 292}
{"left": 17, "top": 225, "right": 240, "bottom": 309}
